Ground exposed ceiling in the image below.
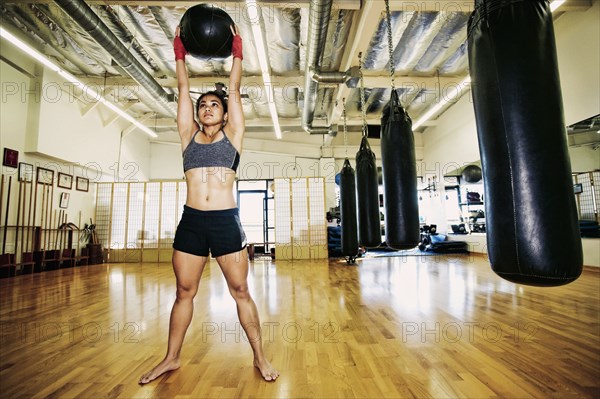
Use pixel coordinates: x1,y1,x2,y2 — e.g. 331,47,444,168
567,114,600,149
1,0,593,155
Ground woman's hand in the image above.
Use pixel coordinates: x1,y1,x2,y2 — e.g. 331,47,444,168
174,26,187,61
231,25,243,61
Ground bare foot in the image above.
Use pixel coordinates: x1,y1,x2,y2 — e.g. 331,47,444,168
254,358,279,381
138,358,181,385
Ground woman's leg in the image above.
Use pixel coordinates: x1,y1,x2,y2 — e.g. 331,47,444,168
215,249,279,381
139,250,208,384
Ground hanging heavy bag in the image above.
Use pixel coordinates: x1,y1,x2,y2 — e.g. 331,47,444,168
340,158,359,257
380,90,420,250
355,136,381,248
468,0,582,286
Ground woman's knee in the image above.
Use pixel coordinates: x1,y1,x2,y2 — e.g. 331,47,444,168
176,282,198,300
229,283,251,301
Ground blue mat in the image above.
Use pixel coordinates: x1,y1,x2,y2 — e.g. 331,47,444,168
365,249,467,258
366,250,435,257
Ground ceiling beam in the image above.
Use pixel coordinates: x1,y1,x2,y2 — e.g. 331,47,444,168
10,0,360,9
8,0,589,11
81,87,113,117
328,0,385,135
388,1,474,12
387,0,592,13
121,112,154,137
103,102,135,128
151,137,427,162
361,73,462,88
79,74,303,89
79,73,462,91
243,137,323,158
151,137,325,157
147,116,436,129
550,0,594,15
557,0,594,12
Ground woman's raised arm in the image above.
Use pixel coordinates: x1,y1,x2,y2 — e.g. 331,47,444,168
174,27,199,145
225,25,245,144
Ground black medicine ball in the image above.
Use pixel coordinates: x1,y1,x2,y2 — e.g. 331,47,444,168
179,4,235,60
462,165,483,183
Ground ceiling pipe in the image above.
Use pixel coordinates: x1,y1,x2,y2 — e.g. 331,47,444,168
302,0,335,135
53,0,177,119
310,66,360,87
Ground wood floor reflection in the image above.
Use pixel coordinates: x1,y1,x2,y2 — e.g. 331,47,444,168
1,253,598,398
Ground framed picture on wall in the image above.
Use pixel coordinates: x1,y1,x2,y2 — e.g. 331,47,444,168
59,192,70,209
76,177,89,192
36,167,54,185
57,172,73,189
18,162,34,182
2,148,18,168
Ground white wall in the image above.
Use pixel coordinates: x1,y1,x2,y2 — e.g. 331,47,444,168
150,143,184,180
120,129,151,182
1,58,97,250
555,1,600,173
34,70,121,170
570,146,600,173
1,37,152,250
555,1,600,126
1,37,152,180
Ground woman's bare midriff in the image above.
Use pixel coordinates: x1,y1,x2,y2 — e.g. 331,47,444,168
184,167,237,210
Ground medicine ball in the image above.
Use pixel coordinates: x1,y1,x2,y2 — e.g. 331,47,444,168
462,165,482,183
179,4,234,60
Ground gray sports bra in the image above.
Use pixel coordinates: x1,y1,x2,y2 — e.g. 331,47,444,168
183,130,240,173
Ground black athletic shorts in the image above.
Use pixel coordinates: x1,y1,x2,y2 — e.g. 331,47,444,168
172,205,247,257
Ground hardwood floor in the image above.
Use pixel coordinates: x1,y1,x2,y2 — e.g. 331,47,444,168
1,253,598,398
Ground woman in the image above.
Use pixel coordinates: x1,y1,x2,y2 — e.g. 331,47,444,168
139,25,279,384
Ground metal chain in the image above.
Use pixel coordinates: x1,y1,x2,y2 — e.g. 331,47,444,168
342,98,348,158
358,52,368,137
384,0,396,90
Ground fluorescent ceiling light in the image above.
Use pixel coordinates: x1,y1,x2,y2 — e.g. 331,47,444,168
550,0,566,12
245,0,282,139
415,0,564,131
0,26,158,138
412,76,471,130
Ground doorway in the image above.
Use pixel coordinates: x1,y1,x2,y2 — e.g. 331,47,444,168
237,180,274,255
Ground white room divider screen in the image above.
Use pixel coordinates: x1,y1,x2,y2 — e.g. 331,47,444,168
95,178,328,263
274,177,327,261
95,181,187,263
574,171,600,223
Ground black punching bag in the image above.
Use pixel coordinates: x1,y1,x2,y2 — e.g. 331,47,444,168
468,0,582,286
340,159,358,257
381,90,420,249
355,136,381,248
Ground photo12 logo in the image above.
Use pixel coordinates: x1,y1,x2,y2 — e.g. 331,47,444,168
401,321,538,344
1,321,141,344
200,321,341,344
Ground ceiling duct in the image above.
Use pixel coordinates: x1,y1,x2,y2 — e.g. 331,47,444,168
53,0,177,119
310,66,360,87
302,0,335,135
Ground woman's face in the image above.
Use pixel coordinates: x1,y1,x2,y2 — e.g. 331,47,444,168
198,94,226,126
